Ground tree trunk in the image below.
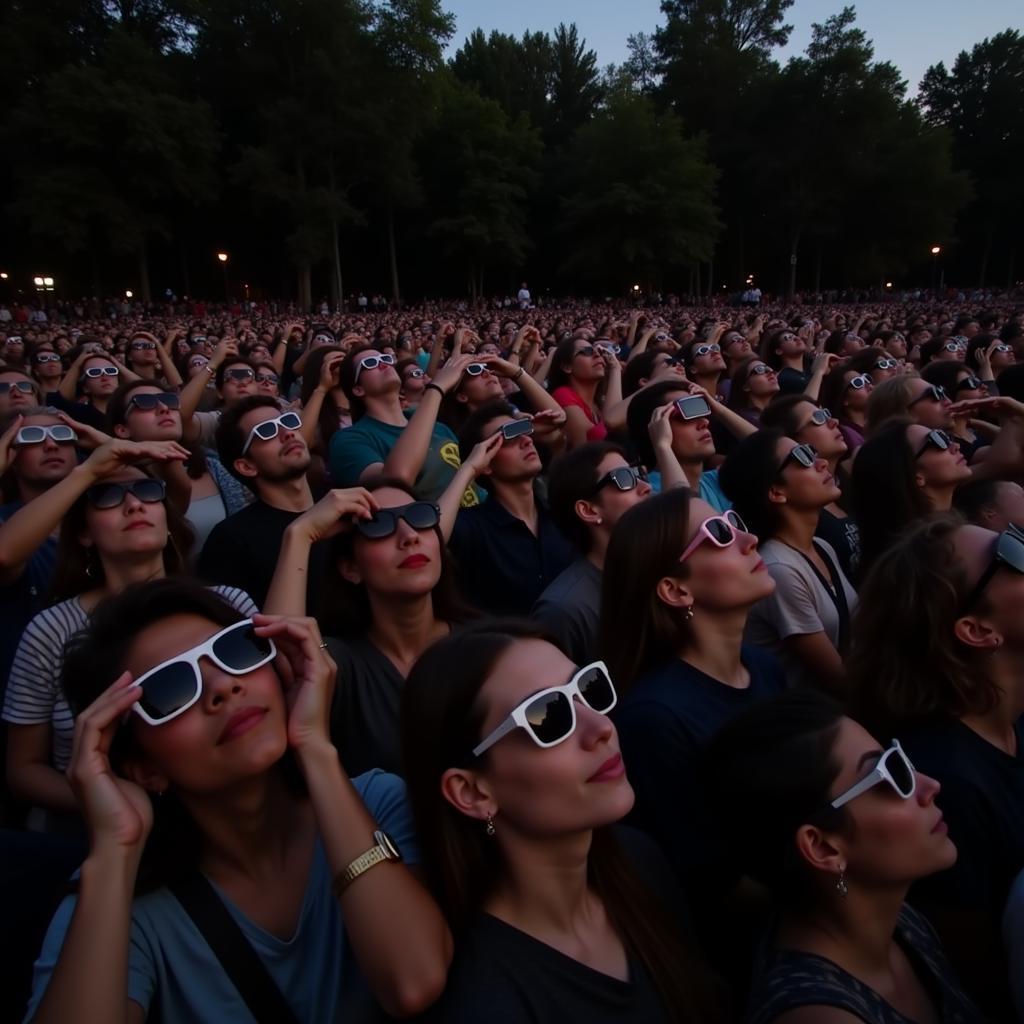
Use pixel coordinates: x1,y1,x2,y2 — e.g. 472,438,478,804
787,228,801,299
297,264,312,311
979,221,993,288
178,236,191,299
387,206,401,309
137,240,152,305
327,155,343,312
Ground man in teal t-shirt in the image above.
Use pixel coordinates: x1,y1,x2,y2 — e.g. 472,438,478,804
330,345,480,506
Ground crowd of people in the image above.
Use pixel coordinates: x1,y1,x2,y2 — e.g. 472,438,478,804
1,297,1023,1023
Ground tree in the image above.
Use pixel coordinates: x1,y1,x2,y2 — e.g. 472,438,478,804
623,32,659,92
920,30,1024,286
417,75,541,300
9,27,218,301
556,85,720,291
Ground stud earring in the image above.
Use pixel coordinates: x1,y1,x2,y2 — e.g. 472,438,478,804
485,813,496,838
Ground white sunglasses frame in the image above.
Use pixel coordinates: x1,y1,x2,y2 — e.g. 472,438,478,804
353,353,396,384
130,619,277,726
472,661,617,758
830,740,916,809
241,411,303,455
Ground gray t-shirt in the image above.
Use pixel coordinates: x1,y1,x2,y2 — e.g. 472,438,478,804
25,769,416,1024
745,538,857,688
531,558,603,666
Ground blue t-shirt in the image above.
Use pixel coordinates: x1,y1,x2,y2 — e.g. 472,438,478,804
0,501,57,698
614,646,785,908
25,770,417,1023
328,413,479,506
644,468,731,512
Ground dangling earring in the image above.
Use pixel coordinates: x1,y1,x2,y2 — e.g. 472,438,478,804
682,605,695,622
84,549,96,578
836,869,849,898
485,813,496,838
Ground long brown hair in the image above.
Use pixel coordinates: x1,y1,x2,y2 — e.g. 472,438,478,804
849,513,1000,732
318,475,473,636
50,470,193,602
401,621,724,1024
600,488,695,692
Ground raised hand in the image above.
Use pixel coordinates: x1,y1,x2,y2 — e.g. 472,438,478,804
67,672,154,853
290,487,379,545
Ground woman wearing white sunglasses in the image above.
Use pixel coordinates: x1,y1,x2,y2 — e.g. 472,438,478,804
720,429,858,695
24,579,451,1023
601,488,785,946
705,690,982,1024
851,514,1024,1019
401,621,723,1023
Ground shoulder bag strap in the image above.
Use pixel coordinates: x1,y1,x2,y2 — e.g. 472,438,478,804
170,872,301,1024
795,542,851,654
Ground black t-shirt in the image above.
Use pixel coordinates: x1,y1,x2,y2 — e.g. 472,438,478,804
197,501,328,612
777,366,810,395
326,635,407,778
421,827,684,1024
815,508,860,582
613,647,786,910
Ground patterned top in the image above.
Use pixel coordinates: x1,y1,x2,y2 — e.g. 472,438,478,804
747,905,987,1024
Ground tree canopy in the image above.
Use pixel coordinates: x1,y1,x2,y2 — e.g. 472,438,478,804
0,0,1011,301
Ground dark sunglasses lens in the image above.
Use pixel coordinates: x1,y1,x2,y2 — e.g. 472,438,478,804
131,394,159,410
577,667,615,713
812,409,829,424
280,412,301,430
887,749,914,796
51,426,76,442
610,467,636,490
705,518,735,545
402,502,440,530
725,509,747,532
525,691,573,745
997,531,1024,573
212,623,273,672
794,445,816,467
357,510,396,539
254,420,279,441
88,484,125,508
137,662,199,721
132,479,166,503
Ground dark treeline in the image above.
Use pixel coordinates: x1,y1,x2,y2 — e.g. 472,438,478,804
0,0,1021,304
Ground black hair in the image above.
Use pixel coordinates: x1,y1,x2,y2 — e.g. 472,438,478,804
457,400,519,491
626,380,689,469
920,359,967,395
61,579,304,894
952,477,1003,525
996,364,1024,403
703,691,847,905
547,442,626,554
214,355,256,392
214,394,282,482
718,430,787,540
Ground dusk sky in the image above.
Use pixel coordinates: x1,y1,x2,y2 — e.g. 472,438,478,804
442,0,1023,95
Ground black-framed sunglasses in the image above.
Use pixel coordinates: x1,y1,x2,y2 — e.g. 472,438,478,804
672,395,712,421
956,376,984,392
591,465,648,494
255,372,279,385
354,501,440,540
85,477,167,510
225,368,255,382
778,442,818,474
497,419,534,444
128,392,180,413
913,428,954,459
960,525,1024,612
908,384,947,407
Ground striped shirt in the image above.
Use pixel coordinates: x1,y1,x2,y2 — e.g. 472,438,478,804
1,585,258,772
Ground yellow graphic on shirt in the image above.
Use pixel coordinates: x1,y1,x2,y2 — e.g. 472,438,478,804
439,441,480,508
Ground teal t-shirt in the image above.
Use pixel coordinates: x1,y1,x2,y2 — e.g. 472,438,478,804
328,412,480,506
26,770,417,1024
645,468,731,512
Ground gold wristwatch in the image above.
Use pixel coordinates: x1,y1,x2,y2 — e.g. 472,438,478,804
333,830,402,896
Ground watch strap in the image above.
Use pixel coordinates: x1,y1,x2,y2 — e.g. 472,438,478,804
333,831,400,897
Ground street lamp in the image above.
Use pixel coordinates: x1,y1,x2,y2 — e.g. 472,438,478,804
33,275,55,308
125,290,133,299
216,252,229,300
930,246,942,292
0,273,8,281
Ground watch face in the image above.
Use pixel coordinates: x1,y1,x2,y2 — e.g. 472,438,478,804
374,829,401,861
